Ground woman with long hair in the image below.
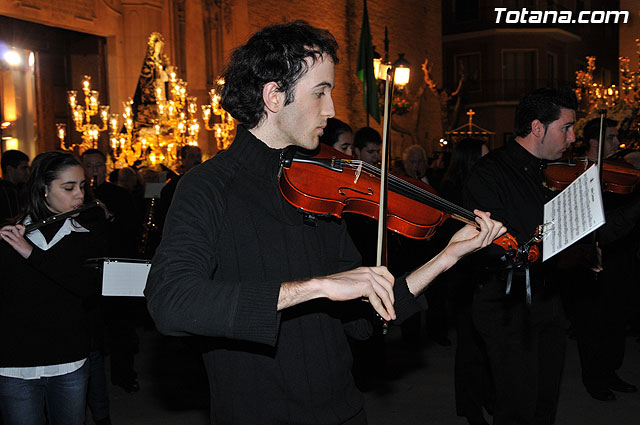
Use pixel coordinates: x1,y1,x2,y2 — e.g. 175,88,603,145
0,151,106,425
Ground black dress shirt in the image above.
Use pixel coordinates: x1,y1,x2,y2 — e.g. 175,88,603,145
463,140,556,283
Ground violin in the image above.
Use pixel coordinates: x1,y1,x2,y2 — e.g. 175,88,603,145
543,157,640,194
279,144,539,262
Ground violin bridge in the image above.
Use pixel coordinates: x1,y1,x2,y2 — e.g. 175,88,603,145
354,161,363,184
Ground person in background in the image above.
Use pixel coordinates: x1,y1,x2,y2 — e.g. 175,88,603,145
81,149,141,394
116,166,139,194
561,118,640,401
319,117,353,155
157,146,202,228
0,150,30,225
0,152,106,425
439,138,493,425
400,144,430,184
427,150,451,190
353,126,382,165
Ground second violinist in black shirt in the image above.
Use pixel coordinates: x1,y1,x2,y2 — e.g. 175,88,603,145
464,88,578,425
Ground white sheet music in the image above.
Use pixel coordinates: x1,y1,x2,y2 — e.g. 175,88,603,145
101,260,151,297
543,164,605,261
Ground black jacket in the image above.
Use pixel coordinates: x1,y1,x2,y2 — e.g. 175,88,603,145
146,126,422,424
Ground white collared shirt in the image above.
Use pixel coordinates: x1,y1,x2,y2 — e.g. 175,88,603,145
0,216,90,380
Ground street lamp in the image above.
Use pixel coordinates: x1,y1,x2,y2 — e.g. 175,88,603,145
392,53,411,89
373,28,411,90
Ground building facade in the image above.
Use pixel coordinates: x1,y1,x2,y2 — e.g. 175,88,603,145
0,0,444,163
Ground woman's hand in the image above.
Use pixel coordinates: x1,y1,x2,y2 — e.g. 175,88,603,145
443,210,506,263
0,224,33,259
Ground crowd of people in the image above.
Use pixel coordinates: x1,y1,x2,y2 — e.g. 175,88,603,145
1,20,639,425
0,145,201,424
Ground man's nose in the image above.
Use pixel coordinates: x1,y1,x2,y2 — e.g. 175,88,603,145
324,96,335,119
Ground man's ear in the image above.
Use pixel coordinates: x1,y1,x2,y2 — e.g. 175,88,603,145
531,119,545,138
262,82,284,113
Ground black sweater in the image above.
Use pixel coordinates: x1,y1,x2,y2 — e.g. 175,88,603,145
0,218,104,367
145,126,422,424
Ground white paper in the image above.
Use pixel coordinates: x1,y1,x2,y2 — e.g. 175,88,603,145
144,182,165,198
101,260,151,297
543,165,605,261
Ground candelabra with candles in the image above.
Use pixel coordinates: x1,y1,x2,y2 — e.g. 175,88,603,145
202,79,236,150
151,68,200,165
575,56,620,112
63,75,110,151
109,98,143,169
574,48,640,150
618,38,640,109
106,67,202,168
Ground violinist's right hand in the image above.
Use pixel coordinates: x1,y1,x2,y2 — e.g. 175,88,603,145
277,266,396,321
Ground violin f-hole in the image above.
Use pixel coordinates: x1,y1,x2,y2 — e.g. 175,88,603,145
338,187,374,197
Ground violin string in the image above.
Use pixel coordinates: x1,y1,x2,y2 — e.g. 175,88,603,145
343,160,477,222
349,160,466,215
347,161,463,215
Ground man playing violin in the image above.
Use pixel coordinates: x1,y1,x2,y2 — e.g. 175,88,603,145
582,117,640,169
584,118,620,162
144,21,505,425
564,117,640,401
463,88,578,425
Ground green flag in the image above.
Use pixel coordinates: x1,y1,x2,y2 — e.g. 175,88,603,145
356,0,380,123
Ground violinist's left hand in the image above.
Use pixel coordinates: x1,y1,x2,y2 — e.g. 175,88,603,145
443,210,506,263
405,210,505,298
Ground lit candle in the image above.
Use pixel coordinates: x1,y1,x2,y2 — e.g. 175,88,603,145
56,123,66,141
82,75,91,94
68,91,77,109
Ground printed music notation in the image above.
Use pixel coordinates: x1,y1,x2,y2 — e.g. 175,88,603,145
543,165,605,261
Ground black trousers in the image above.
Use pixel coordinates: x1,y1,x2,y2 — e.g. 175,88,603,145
473,281,565,425
564,266,632,392
455,291,494,421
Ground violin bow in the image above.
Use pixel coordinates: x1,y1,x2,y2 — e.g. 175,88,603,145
596,110,606,181
375,67,395,334
376,68,393,268
591,110,607,276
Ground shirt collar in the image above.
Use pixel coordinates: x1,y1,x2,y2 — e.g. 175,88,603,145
508,140,545,171
24,215,89,251
225,126,290,178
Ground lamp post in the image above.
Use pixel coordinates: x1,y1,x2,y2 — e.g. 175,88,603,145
373,27,411,109
392,53,411,91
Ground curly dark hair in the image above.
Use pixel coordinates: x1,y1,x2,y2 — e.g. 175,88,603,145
220,20,339,129
514,88,578,138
